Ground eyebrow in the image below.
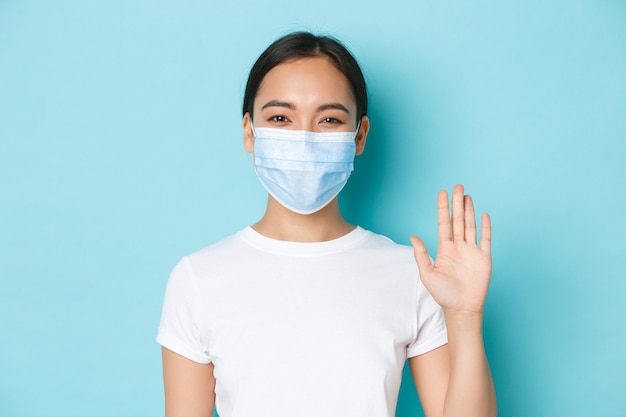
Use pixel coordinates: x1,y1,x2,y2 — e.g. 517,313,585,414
261,100,294,110
317,103,351,114
260,100,351,114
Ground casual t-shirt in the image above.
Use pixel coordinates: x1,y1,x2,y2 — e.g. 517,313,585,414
157,226,447,417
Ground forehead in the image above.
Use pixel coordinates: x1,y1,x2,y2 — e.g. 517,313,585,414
254,56,355,108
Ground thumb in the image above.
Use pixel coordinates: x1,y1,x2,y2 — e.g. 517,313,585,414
410,235,433,279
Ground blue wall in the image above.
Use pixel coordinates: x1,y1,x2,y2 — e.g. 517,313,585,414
1,1,625,416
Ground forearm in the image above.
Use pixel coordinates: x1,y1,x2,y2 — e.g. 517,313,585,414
442,311,497,417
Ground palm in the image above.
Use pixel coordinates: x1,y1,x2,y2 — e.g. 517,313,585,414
411,185,492,314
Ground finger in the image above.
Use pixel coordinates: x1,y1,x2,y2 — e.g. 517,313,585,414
437,190,452,243
451,184,465,241
410,235,433,279
480,212,492,255
464,195,477,245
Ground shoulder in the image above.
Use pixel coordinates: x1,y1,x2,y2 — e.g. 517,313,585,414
169,229,251,279
358,229,438,293
187,230,246,260
358,228,414,257
350,228,419,278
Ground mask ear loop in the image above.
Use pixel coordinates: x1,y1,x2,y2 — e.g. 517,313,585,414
353,120,362,140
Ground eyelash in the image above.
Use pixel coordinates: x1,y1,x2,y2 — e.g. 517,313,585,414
265,115,344,125
268,115,289,123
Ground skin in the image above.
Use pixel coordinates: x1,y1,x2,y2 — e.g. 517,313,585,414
162,56,497,417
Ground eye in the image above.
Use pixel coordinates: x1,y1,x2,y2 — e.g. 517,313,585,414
267,115,290,124
320,117,343,124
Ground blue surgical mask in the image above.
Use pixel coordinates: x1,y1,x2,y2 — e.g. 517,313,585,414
251,125,359,215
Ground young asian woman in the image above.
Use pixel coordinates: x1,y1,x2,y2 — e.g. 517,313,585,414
157,31,497,417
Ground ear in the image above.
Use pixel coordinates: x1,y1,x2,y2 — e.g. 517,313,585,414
243,112,254,153
355,115,370,156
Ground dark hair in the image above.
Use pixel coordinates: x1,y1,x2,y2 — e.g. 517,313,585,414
242,32,368,122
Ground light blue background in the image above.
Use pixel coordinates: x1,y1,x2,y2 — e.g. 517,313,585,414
1,0,625,416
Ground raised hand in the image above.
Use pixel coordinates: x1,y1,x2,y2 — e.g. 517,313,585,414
410,184,492,315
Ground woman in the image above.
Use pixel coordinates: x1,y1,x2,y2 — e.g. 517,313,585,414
157,31,496,417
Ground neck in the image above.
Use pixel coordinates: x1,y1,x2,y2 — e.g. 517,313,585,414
252,197,355,242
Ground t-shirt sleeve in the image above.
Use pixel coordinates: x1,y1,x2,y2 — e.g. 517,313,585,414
156,256,212,364
406,276,448,358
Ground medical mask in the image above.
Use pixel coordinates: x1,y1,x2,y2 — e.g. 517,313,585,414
251,125,359,215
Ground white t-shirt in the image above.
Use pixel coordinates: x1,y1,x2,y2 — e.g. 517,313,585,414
157,226,447,417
